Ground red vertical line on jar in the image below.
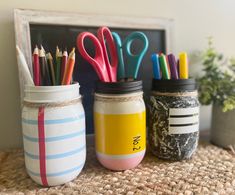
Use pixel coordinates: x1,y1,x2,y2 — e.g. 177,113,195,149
38,107,48,186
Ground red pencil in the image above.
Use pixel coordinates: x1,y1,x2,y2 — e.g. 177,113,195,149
33,46,40,86
60,50,68,83
62,48,75,85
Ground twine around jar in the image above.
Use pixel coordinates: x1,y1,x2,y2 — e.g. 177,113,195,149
152,91,198,97
94,92,143,102
23,97,81,108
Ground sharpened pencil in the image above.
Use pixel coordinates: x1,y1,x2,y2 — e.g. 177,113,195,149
55,46,62,85
39,47,51,86
46,52,56,86
33,45,40,85
62,48,75,85
61,50,68,83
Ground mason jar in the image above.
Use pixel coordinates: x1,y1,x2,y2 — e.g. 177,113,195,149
94,81,146,170
22,83,86,186
149,79,199,160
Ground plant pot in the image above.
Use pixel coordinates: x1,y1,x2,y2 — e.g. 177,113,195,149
211,105,235,148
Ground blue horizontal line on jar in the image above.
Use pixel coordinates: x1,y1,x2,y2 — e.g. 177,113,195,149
21,114,85,125
24,145,86,160
23,129,85,142
27,163,85,177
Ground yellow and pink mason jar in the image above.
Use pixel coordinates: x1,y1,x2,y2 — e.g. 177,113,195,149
94,81,146,171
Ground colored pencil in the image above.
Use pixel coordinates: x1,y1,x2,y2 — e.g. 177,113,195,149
39,48,51,86
46,52,56,85
61,50,68,83
16,45,34,86
62,48,75,85
55,46,62,85
33,46,40,85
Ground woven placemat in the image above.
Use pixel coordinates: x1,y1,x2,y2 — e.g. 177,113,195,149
0,142,235,195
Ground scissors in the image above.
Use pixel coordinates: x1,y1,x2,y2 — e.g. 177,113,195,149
112,31,149,80
77,26,118,82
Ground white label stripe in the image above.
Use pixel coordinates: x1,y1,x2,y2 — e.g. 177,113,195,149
169,124,199,134
169,107,199,116
169,115,199,125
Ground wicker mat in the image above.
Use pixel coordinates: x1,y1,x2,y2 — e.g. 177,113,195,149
0,142,235,195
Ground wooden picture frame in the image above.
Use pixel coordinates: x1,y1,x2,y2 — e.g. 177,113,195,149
14,8,173,100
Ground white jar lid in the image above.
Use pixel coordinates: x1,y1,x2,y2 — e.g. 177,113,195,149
24,83,80,103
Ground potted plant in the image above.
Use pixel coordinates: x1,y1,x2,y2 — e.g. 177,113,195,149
198,38,235,148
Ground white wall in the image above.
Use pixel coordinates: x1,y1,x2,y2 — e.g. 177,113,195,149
0,0,235,149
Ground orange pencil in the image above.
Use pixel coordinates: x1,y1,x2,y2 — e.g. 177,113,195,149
62,48,75,85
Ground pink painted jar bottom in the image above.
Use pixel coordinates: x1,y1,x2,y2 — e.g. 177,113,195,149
96,150,146,171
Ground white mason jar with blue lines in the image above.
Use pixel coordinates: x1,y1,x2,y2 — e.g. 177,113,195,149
22,83,86,186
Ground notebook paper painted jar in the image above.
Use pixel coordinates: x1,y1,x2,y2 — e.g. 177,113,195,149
94,81,146,170
22,83,86,186
149,79,199,161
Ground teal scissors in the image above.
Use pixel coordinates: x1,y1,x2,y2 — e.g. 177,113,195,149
112,31,149,80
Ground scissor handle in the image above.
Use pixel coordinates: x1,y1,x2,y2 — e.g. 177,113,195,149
97,27,118,82
77,32,110,82
123,32,149,79
112,32,125,80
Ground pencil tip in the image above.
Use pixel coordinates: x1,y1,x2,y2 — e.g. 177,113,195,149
63,50,68,56
46,52,53,59
16,45,20,55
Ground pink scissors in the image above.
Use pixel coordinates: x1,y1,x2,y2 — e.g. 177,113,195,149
77,26,118,82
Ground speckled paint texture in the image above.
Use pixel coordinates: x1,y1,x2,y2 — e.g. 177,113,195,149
149,91,199,160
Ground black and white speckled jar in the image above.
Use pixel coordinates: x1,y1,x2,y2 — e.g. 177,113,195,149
148,79,199,161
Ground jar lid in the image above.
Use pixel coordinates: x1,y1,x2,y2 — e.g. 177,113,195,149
95,80,143,94
152,79,197,92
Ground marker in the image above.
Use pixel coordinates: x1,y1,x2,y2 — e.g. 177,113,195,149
151,53,161,79
158,54,170,79
16,45,34,86
167,54,179,79
177,59,180,78
179,52,188,79
165,56,171,78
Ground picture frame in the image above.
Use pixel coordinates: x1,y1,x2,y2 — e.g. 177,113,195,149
14,8,173,101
